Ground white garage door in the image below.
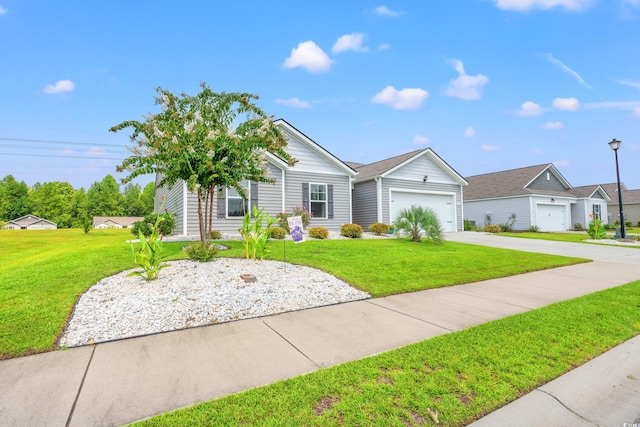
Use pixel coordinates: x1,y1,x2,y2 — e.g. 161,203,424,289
390,191,456,232
536,204,565,231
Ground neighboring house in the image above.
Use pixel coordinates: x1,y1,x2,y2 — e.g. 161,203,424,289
601,183,640,225
92,217,145,229
3,214,57,230
464,164,610,232
155,119,358,235
350,148,468,232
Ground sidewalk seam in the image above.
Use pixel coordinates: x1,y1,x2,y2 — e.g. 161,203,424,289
442,288,533,310
536,389,600,426
261,320,321,369
364,300,454,332
65,346,96,427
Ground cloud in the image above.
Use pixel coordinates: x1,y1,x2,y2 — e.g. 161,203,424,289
584,100,640,110
332,33,368,53
517,101,543,116
413,135,431,145
283,41,332,73
540,121,564,130
552,97,579,111
533,149,543,154
544,53,592,89
0,6,7,15
481,144,499,152
372,86,429,110
464,127,476,137
43,79,75,94
378,43,391,51
617,80,640,90
554,159,570,167
373,5,402,16
493,0,592,11
444,60,489,100
632,107,640,117
275,98,312,109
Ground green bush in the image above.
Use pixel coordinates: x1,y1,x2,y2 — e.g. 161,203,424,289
340,224,363,239
81,218,92,234
269,227,286,240
625,221,632,228
573,223,583,231
276,206,312,232
131,213,176,237
309,227,329,239
368,222,390,235
637,220,640,227
128,214,169,280
393,205,443,243
528,225,540,233
185,242,218,262
463,219,474,231
604,223,615,231
587,218,606,239
498,222,512,232
207,229,222,240
484,224,501,233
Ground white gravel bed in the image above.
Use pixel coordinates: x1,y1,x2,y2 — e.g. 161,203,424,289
59,259,370,348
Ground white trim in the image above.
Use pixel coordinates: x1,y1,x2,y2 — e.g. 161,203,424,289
525,164,571,190
282,167,352,177
308,182,328,219
388,187,458,231
281,168,286,212
348,176,353,224
182,181,188,235
264,151,289,169
381,149,468,186
375,177,383,223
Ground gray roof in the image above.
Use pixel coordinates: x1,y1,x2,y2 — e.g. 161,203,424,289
568,184,608,199
351,149,424,181
606,188,640,204
465,164,574,200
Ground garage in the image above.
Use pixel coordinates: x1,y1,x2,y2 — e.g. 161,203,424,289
390,191,456,232
536,204,566,231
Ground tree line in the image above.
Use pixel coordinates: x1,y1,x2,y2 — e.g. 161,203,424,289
0,174,155,228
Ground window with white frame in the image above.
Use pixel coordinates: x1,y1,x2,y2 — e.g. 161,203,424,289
227,180,249,217
592,204,601,220
310,183,327,218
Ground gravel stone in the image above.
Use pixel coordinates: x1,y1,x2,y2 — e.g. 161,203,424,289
59,259,370,347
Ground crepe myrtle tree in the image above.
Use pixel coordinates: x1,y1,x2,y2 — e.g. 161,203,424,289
110,83,297,242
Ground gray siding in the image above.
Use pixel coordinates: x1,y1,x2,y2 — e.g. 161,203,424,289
352,180,378,228
386,154,459,185
381,178,463,231
528,171,567,191
155,175,186,235
464,197,532,230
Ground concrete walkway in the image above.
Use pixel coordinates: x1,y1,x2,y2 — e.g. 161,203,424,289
1,233,639,426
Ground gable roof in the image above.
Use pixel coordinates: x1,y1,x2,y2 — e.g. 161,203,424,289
274,119,358,176
599,182,629,200
351,148,468,185
568,184,611,201
93,216,144,227
465,164,574,200
8,215,56,226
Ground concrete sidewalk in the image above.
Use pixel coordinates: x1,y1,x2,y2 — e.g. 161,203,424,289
1,235,639,426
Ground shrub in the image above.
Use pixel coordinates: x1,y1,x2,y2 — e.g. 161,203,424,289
128,214,169,281
604,223,615,231
132,212,176,237
309,227,329,239
625,221,632,228
81,218,92,234
587,218,607,240
340,224,363,239
207,229,222,240
238,206,277,260
269,227,286,240
573,223,583,231
463,219,474,231
498,222,512,232
393,205,443,243
276,206,312,232
637,220,640,227
484,224,501,234
528,225,540,233
185,242,218,262
368,222,390,235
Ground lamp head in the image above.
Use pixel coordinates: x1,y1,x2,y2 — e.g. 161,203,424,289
608,138,622,151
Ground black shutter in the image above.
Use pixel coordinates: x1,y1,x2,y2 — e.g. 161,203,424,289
250,182,258,217
302,183,310,211
327,184,334,219
217,187,226,218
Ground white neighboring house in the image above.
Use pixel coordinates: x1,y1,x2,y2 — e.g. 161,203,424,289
92,217,144,229
3,215,57,230
154,119,358,235
350,148,468,232
464,164,610,231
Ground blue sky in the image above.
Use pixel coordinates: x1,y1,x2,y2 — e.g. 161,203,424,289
1,0,639,190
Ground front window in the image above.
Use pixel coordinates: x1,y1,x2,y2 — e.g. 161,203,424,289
310,183,327,218
593,204,601,220
227,181,249,217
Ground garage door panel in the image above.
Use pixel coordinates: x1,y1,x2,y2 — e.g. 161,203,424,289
390,192,455,232
536,204,565,232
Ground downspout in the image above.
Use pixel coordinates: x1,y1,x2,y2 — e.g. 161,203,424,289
281,168,286,212
375,177,383,223
459,186,464,232
182,181,188,236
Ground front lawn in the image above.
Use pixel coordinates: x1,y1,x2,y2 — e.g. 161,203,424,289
0,232,586,358
132,279,640,427
501,231,591,243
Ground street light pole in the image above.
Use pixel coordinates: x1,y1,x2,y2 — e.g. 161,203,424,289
608,138,625,239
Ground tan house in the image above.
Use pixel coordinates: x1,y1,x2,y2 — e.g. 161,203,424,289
600,183,640,226
4,215,57,230
92,217,144,229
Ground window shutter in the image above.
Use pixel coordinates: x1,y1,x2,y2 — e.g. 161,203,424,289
250,182,258,217
327,184,334,219
302,183,309,211
217,187,226,218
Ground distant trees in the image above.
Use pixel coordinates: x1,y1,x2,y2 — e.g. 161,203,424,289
0,174,156,228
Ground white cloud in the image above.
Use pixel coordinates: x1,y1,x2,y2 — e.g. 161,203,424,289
517,101,543,116
540,121,564,130
0,6,7,15
332,33,368,53
584,100,640,110
493,0,592,11
378,43,391,51
43,79,75,94
545,53,592,89
554,159,570,167
372,86,429,110
533,149,543,154
275,98,312,109
617,80,640,90
632,107,640,117
283,41,332,73
444,60,489,101
552,97,579,111
374,5,402,16
481,144,499,152
464,127,476,137
413,135,431,145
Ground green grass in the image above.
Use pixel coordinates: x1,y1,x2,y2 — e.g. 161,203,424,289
501,231,592,243
0,229,188,358
133,280,640,427
219,239,587,297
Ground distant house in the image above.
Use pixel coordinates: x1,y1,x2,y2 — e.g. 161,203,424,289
600,183,640,225
350,148,468,232
92,217,144,229
464,164,610,231
4,215,57,230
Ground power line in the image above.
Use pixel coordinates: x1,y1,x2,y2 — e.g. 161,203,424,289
0,143,127,154
0,152,125,161
0,136,126,147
